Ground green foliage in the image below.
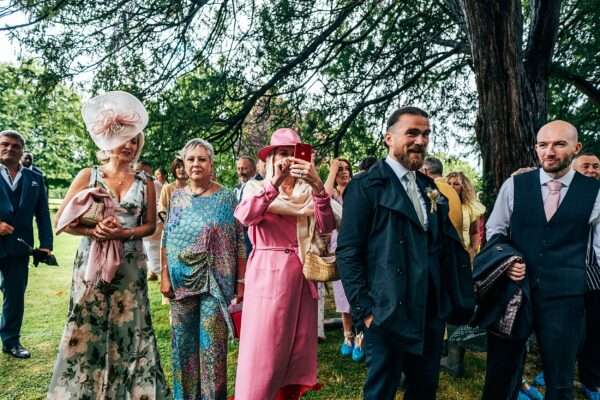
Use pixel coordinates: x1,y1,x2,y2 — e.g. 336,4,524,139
3,0,599,190
5,0,472,156
439,155,482,192
141,67,267,187
0,62,96,187
549,0,600,154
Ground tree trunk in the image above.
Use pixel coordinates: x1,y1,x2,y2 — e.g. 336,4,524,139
460,0,561,195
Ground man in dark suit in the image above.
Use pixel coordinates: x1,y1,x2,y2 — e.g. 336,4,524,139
336,107,472,400
234,156,262,201
572,151,600,399
0,130,53,359
483,121,600,400
21,152,43,175
21,151,49,195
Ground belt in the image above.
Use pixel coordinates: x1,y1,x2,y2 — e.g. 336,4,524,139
251,246,318,300
253,246,298,254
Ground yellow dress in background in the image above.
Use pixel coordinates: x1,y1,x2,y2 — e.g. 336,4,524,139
461,201,486,249
434,179,463,240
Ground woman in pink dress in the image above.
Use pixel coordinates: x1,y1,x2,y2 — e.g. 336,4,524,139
234,128,336,400
323,158,365,361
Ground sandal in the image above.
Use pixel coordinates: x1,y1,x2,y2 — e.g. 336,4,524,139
352,332,365,362
520,383,543,400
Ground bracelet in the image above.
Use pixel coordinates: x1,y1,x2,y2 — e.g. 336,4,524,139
127,229,136,241
236,279,245,284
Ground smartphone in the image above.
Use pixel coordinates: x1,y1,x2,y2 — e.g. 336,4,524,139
294,143,313,162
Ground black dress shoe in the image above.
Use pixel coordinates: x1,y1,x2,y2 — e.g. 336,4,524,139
2,344,31,359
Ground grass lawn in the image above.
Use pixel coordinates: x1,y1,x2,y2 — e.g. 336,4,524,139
0,229,583,399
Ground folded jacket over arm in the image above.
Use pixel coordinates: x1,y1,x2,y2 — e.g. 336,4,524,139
471,234,532,340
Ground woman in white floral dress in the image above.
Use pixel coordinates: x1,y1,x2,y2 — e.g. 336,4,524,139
48,91,169,399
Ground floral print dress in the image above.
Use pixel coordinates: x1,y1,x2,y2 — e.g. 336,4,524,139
48,167,169,400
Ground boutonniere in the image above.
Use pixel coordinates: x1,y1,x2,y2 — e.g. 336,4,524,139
425,187,440,213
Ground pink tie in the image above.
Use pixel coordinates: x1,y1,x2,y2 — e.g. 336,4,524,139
544,180,562,221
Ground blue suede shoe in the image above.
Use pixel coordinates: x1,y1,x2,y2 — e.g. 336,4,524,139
521,385,543,400
582,385,600,400
352,345,364,362
518,391,531,400
533,372,545,387
339,340,353,357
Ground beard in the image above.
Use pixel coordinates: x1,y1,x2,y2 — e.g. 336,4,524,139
397,150,425,171
541,155,573,174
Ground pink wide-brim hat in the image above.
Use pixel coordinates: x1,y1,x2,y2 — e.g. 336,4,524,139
257,128,302,161
82,91,149,151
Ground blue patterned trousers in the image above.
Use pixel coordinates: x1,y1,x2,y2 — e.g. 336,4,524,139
171,294,228,400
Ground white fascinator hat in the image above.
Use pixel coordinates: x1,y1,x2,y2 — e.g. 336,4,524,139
82,91,149,152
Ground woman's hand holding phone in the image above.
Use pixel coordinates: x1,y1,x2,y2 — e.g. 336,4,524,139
271,158,292,188
290,157,325,194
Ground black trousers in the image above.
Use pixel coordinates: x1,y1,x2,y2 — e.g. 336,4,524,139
0,256,29,348
363,315,445,400
482,294,585,400
579,290,600,389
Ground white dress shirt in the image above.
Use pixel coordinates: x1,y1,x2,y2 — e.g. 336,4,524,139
0,164,23,191
385,155,429,226
486,168,600,265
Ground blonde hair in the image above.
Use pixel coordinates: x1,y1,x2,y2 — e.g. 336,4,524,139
446,171,476,205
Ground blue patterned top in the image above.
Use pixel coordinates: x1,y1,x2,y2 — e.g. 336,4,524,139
163,187,245,303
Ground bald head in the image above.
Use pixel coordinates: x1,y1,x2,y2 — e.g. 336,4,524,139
537,120,578,143
535,120,582,177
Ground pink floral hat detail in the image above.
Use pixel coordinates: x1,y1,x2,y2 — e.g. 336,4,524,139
82,91,148,151
257,128,302,161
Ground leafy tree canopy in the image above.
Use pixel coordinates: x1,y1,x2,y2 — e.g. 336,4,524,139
0,61,96,187
1,0,598,190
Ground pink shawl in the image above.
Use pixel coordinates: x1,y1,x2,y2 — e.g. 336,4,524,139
56,187,123,285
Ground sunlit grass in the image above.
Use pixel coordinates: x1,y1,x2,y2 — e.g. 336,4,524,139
0,227,585,399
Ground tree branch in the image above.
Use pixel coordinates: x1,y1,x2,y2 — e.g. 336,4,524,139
325,47,461,154
524,0,561,81
550,64,600,108
211,0,364,144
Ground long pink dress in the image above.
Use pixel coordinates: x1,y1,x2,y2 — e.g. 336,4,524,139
233,182,335,400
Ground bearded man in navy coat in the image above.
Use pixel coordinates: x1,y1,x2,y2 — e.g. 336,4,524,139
337,107,472,400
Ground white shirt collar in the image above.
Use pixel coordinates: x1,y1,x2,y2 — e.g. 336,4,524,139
539,167,575,187
0,163,23,191
385,155,411,182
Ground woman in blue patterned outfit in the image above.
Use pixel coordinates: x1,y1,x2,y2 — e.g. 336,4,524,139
161,138,246,400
